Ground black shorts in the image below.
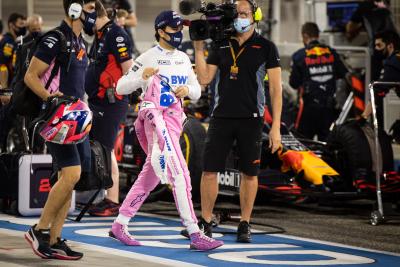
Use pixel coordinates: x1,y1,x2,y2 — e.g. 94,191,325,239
89,102,128,150
46,137,91,170
203,117,263,176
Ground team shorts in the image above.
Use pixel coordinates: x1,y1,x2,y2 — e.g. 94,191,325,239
203,117,263,176
46,137,91,170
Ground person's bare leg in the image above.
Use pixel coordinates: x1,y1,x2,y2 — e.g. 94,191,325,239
49,194,72,245
239,174,258,223
106,151,119,203
200,171,219,222
36,166,81,230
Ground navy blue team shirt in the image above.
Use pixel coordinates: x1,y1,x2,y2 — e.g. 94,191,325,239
85,21,132,106
0,32,17,86
34,20,88,99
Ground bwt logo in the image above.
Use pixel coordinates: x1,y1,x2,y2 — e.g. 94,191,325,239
162,129,172,152
160,80,175,107
159,155,166,170
160,75,188,85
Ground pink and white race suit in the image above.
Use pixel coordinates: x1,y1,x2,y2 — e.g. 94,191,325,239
116,45,201,234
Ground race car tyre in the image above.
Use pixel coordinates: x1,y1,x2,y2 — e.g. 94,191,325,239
180,117,207,201
327,120,394,186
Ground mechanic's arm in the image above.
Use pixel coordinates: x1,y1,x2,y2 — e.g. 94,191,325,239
268,67,283,153
289,57,303,89
193,41,218,85
333,50,348,79
0,65,9,89
24,57,62,100
121,59,133,75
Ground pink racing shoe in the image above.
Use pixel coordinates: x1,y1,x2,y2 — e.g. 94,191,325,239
109,222,141,246
190,232,224,251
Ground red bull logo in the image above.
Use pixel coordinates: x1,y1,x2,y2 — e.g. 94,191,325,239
306,47,331,57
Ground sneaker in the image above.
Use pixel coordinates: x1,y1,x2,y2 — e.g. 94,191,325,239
237,221,251,243
89,198,120,217
24,224,54,259
51,238,83,260
180,218,213,238
189,232,223,251
109,222,141,246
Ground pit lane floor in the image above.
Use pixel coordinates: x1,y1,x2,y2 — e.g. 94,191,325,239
0,198,399,267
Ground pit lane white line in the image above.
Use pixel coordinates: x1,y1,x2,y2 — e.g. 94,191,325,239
135,212,400,257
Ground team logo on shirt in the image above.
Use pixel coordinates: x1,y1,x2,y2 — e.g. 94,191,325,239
116,36,124,42
44,36,58,49
157,60,171,65
159,75,188,86
3,43,14,56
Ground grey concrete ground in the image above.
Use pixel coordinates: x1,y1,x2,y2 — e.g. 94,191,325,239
0,231,170,267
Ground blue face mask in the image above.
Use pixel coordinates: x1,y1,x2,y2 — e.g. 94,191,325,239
163,31,183,49
234,18,252,33
81,10,97,36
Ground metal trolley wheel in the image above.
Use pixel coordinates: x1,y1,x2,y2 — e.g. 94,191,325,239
368,81,400,225
370,210,385,226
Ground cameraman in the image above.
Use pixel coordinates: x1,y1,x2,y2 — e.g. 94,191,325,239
194,0,282,243
85,0,133,216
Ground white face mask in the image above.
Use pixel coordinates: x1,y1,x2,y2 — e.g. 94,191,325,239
234,18,252,33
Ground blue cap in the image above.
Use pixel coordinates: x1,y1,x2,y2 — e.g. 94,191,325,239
154,10,183,30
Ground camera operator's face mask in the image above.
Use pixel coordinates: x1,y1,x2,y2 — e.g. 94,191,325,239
162,29,183,49
80,10,97,36
234,17,252,33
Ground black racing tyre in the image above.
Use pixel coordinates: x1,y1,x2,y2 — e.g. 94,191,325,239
6,127,25,152
180,117,207,201
327,120,394,185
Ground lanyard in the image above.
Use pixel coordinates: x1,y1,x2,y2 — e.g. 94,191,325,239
229,41,246,67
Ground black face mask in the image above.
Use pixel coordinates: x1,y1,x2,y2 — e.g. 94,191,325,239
14,25,27,37
30,31,42,39
375,48,389,61
80,10,97,36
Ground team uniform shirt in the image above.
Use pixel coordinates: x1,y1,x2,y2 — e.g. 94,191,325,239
85,21,132,105
290,40,348,107
117,45,201,101
207,32,280,118
377,51,400,97
381,51,400,83
34,20,88,98
0,33,17,86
